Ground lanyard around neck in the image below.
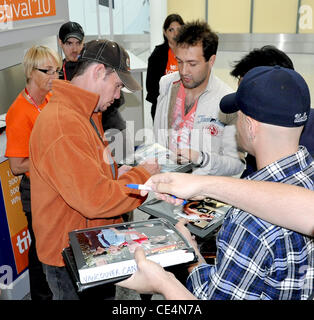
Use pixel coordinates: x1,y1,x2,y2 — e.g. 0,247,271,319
63,61,67,81
24,88,47,113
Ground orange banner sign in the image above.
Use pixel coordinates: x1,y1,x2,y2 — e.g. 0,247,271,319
11,226,30,274
0,160,29,275
0,0,56,23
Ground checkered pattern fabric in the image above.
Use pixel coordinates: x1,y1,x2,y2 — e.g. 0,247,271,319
187,146,314,300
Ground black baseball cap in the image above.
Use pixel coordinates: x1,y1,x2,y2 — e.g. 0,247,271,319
59,21,84,43
220,66,310,127
79,39,141,92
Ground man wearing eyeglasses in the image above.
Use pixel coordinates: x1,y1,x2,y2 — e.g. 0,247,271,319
5,45,62,300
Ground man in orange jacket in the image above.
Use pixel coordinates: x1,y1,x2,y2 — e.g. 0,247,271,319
29,39,159,300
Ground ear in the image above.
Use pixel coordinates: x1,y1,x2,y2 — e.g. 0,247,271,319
246,116,258,140
93,63,105,80
28,70,34,81
58,38,64,48
208,54,216,67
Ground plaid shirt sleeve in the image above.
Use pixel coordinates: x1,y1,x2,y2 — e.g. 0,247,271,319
186,147,314,300
186,214,272,300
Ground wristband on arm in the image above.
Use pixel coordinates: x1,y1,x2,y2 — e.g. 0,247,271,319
195,151,209,167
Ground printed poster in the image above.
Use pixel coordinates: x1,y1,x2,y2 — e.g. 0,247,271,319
0,159,29,276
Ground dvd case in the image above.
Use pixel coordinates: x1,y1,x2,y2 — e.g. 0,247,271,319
138,198,231,239
68,218,197,285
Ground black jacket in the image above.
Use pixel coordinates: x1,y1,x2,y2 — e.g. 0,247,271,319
60,60,77,81
145,42,169,119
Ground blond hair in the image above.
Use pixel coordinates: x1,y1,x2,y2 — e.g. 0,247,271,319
23,45,62,82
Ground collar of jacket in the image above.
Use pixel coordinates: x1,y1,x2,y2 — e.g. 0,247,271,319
156,41,169,50
51,79,100,118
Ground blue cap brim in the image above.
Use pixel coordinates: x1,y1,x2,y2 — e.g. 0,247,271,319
219,92,239,114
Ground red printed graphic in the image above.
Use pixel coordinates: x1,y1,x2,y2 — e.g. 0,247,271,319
206,124,219,136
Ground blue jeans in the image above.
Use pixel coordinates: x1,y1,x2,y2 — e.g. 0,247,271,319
42,264,79,300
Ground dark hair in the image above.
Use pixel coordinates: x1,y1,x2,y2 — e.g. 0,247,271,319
72,59,114,78
230,45,294,79
175,20,218,62
163,14,184,43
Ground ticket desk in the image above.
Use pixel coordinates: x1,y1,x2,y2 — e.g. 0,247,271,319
0,156,30,300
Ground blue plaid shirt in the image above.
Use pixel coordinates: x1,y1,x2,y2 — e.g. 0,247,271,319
186,146,314,300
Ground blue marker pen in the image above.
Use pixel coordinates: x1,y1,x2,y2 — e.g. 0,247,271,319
125,184,153,191
125,184,188,205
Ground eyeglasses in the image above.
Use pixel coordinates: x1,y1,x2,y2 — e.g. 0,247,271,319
35,68,61,76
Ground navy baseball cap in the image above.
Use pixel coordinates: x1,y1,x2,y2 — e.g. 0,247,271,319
220,66,311,127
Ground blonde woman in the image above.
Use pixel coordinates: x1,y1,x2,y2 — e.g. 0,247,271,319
5,45,61,300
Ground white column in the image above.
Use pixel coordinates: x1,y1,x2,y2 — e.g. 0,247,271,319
96,0,101,39
108,0,114,40
149,0,167,53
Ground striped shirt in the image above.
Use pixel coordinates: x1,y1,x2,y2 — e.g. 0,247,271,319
186,146,314,300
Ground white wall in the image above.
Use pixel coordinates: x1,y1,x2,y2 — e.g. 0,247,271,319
68,0,150,36
0,36,59,71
